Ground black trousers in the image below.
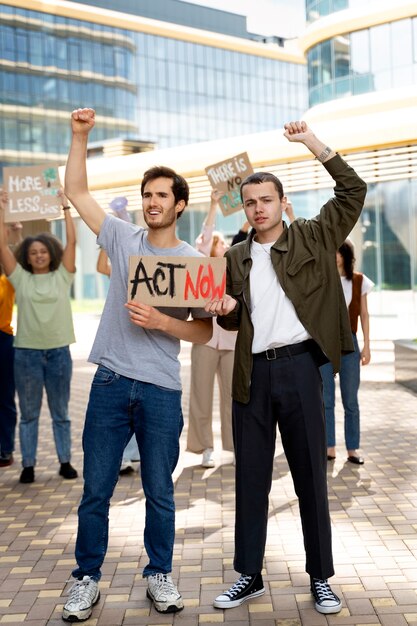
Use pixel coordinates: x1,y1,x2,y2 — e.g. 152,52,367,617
233,345,334,579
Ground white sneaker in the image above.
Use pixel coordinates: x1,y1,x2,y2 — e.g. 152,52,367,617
146,573,184,613
202,448,215,468
62,575,100,621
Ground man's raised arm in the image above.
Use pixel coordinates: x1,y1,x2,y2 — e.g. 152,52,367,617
64,108,106,235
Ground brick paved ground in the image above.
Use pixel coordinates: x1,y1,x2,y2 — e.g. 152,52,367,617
0,313,416,626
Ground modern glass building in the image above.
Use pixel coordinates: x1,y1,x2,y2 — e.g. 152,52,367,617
298,0,417,296
0,0,307,174
3,0,416,304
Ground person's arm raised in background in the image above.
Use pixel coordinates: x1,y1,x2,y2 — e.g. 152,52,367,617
283,200,296,224
7,221,23,250
195,188,222,255
0,190,17,276
64,108,106,235
58,188,76,273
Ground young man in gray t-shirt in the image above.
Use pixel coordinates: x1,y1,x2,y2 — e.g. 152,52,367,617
62,108,212,622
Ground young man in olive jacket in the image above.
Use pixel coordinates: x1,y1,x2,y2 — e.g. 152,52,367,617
205,121,367,615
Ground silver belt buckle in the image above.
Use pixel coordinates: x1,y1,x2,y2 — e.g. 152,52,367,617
266,348,276,360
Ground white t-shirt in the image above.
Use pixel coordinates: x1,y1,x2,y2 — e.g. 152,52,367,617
340,273,374,306
250,240,310,354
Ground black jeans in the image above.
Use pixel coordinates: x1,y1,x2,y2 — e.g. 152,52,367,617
232,345,334,579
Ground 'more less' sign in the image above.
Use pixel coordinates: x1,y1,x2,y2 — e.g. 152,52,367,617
3,165,61,222
128,256,226,307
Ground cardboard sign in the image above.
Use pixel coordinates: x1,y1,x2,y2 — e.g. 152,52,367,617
128,256,226,307
205,152,254,216
3,165,61,222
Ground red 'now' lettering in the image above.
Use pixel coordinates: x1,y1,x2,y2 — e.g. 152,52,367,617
184,264,226,301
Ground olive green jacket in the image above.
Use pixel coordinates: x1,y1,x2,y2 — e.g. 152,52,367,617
217,154,367,404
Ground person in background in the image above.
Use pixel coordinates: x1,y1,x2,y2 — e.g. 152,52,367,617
0,196,22,468
187,189,236,468
205,121,367,615
231,220,251,246
321,239,374,465
0,188,78,484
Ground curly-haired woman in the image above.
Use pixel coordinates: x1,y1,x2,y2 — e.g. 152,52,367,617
0,189,78,483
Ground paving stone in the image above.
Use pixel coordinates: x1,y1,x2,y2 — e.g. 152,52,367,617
0,322,416,625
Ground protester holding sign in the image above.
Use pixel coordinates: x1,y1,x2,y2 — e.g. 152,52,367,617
61,108,212,622
0,196,22,469
187,188,236,468
0,188,78,484
205,121,367,615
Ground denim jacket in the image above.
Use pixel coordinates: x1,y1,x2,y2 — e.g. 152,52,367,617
217,154,367,404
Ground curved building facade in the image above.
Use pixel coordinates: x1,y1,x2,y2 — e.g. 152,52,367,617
299,0,417,296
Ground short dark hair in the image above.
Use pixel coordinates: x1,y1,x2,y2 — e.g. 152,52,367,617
240,172,284,201
141,166,189,219
15,233,63,273
338,239,355,280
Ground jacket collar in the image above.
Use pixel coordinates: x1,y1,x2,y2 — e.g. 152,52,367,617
242,222,289,261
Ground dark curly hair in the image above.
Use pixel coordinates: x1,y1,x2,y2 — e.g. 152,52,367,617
338,239,355,281
15,233,63,273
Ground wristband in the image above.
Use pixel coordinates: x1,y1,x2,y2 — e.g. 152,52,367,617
316,146,332,163
62,206,71,210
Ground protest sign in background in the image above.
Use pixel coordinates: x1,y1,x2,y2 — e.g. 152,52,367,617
128,256,226,307
205,152,254,216
3,165,61,222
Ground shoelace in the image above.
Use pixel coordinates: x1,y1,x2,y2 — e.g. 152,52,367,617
225,575,252,598
151,573,178,597
67,578,96,603
313,579,336,601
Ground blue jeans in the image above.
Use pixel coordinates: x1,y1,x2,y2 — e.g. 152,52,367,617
320,334,361,450
14,347,73,467
0,331,17,455
73,365,183,581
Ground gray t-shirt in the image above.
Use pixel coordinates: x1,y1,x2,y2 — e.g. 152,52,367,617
89,215,210,390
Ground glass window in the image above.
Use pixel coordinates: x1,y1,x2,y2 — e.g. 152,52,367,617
320,40,332,83
18,120,31,145
379,181,411,289
350,29,370,74
308,46,320,89
391,19,412,68
16,30,28,62
154,36,166,60
16,74,29,103
29,32,43,66
155,59,167,89
413,17,417,63
68,42,80,72
2,26,15,61
4,119,17,149
334,33,349,77
370,23,391,72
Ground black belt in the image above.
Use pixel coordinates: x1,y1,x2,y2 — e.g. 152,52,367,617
253,339,315,361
